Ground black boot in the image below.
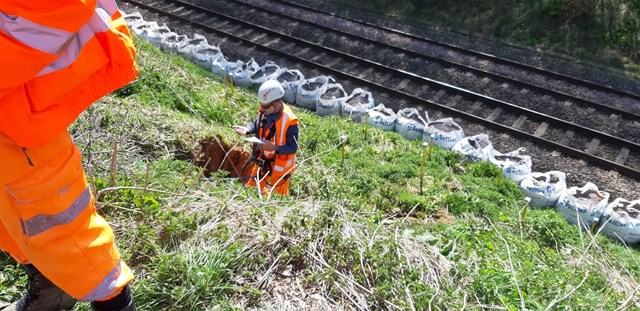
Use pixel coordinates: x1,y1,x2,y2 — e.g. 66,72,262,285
91,285,136,311
2,264,77,311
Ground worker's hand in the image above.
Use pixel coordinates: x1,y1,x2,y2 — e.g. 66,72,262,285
233,125,249,135
262,140,278,151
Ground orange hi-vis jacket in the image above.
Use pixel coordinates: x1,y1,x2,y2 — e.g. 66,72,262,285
0,0,138,147
249,103,298,195
0,0,138,302
256,103,298,180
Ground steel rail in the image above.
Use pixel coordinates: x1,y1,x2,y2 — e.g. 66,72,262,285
224,0,640,121
273,0,640,102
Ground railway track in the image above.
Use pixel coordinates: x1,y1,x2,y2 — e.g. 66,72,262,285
277,0,640,105
119,0,640,182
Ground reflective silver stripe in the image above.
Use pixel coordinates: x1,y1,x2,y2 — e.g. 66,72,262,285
37,8,111,76
97,0,120,15
80,259,129,302
274,158,295,172
0,0,119,75
0,11,73,54
263,112,288,157
278,113,289,146
20,187,91,237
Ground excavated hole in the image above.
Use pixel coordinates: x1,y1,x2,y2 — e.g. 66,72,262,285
194,136,253,181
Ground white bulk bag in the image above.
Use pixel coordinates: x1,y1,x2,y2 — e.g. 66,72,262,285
424,118,464,149
222,60,244,83
145,24,172,47
211,54,230,78
275,68,304,104
162,33,189,53
317,83,347,117
395,108,428,140
123,12,146,29
341,88,374,122
177,34,208,61
489,148,532,183
229,58,261,87
192,44,223,69
601,198,640,244
452,134,493,162
367,104,397,131
132,21,159,40
296,76,333,110
251,61,280,86
555,182,610,229
519,171,567,208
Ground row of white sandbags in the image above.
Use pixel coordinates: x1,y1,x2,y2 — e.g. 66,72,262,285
121,12,470,150
124,13,224,70
523,171,640,243
449,138,640,243
550,178,640,243
277,65,640,244
554,182,640,243
123,12,640,244
455,141,640,243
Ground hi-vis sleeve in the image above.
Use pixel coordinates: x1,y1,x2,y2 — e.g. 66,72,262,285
0,1,97,99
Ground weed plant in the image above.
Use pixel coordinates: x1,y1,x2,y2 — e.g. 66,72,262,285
1,38,640,310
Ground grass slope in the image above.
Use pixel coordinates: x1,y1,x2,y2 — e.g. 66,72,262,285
1,39,640,310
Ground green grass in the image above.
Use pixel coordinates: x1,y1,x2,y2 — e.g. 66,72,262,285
2,38,640,310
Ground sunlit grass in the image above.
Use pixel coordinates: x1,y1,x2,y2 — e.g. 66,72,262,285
2,37,639,310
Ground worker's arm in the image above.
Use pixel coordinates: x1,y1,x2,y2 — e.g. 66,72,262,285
232,119,257,136
0,0,97,98
245,120,257,135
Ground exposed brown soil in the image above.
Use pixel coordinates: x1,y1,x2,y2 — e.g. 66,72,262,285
194,136,253,181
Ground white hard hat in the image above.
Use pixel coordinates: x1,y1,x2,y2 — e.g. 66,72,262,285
258,80,284,104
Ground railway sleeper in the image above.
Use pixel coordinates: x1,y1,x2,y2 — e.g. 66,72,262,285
512,115,527,129
533,122,549,137
616,148,630,165
586,138,601,155
487,107,503,122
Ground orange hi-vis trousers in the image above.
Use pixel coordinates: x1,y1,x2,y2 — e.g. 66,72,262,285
246,164,291,196
0,131,133,301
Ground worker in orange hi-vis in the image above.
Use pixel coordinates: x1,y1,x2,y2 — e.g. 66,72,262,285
233,80,300,196
0,1,138,310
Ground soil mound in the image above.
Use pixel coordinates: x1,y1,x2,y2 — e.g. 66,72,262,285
195,136,253,181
